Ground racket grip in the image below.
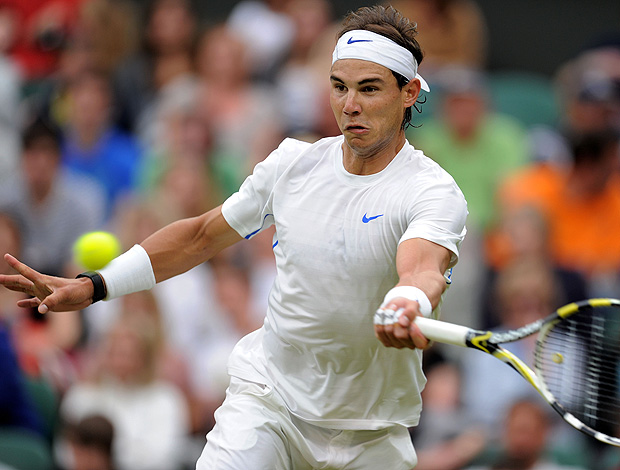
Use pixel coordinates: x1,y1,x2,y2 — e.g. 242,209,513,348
414,317,471,347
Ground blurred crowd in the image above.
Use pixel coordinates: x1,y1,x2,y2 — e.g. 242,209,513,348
0,0,618,469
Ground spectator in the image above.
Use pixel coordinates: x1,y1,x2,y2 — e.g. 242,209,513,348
0,212,43,437
4,0,85,82
274,0,333,138
27,0,138,130
515,45,620,191
411,66,529,328
60,313,190,470
226,0,295,81
555,46,620,136
194,24,284,195
61,69,142,220
112,0,197,137
467,399,589,470
412,353,486,470
386,0,488,74
481,207,588,328
0,208,79,396
73,0,138,75
460,258,560,437
61,414,115,470
139,78,221,206
0,5,22,185
411,66,529,234
494,128,620,297
0,212,22,322
0,118,104,277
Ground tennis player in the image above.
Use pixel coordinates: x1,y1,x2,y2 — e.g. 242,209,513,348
0,6,467,469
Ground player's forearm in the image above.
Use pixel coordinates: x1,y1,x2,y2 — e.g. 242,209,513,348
141,207,241,283
396,270,447,309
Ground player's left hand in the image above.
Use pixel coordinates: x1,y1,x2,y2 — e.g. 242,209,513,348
0,254,94,313
374,297,430,350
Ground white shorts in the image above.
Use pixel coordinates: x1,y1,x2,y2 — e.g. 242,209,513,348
196,376,417,470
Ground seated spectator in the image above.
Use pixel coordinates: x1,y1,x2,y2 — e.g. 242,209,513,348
0,5,22,185
461,258,562,436
138,78,221,207
0,121,98,390
226,0,295,81
0,118,104,277
4,0,84,82
61,69,142,220
274,0,333,138
467,399,589,470
494,128,620,296
0,305,43,437
60,313,190,470
112,0,197,136
554,46,620,137
411,66,530,234
481,206,588,329
194,23,284,195
412,351,486,470
61,414,115,470
411,66,529,328
386,0,488,90
0,212,23,322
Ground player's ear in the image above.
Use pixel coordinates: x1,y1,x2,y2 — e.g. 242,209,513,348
403,79,421,108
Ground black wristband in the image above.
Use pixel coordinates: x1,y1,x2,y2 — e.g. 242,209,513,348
76,271,107,303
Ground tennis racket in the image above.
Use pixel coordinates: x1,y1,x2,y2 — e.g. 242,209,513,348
414,298,620,446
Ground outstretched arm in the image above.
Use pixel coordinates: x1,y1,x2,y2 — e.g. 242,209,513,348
374,237,452,350
0,206,242,313
141,206,242,283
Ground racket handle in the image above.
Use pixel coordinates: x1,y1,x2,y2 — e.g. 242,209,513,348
414,317,471,347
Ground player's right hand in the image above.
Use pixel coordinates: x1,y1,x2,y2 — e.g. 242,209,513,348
0,254,95,313
374,297,431,350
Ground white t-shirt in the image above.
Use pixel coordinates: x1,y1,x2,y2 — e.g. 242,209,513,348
222,135,467,430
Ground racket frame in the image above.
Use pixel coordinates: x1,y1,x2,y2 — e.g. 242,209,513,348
415,298,620,447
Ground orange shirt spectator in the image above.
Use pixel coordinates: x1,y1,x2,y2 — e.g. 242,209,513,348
491,129,620,276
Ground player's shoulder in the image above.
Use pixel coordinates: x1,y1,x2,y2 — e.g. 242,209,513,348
401,140,458,183
271,135,343,169
277,135,342,155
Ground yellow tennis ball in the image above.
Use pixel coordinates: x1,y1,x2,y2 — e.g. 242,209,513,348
73,231,121,270
551,352,564,364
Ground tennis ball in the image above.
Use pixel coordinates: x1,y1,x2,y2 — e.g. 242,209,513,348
73,231,121,270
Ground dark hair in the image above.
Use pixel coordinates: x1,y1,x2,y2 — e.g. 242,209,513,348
22,118,62,152
67,415,115,455
569,128,620,167
337,5,425,129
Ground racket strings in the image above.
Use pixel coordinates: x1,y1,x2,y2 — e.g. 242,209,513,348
536,305,620,438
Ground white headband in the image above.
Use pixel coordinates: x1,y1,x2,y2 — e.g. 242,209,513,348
332,29,430,92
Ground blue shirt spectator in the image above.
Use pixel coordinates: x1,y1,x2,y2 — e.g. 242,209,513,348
0,322,42,436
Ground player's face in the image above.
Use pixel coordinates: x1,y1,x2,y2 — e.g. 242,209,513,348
330,59,419,167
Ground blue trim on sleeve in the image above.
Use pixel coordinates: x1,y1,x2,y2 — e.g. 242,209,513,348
245,213,274,240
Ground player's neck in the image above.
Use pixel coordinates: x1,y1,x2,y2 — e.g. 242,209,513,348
342,133,406,176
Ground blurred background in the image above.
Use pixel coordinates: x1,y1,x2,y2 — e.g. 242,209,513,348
0,1,619,469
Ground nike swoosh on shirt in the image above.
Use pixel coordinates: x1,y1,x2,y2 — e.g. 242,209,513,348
347,37,373,44
362,213,384,223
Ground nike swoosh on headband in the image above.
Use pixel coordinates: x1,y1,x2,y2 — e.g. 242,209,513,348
347,37,373,44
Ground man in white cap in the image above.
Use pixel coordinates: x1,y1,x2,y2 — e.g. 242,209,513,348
0,5,467,469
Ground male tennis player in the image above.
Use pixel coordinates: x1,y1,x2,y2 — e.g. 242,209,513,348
0,6,467,469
